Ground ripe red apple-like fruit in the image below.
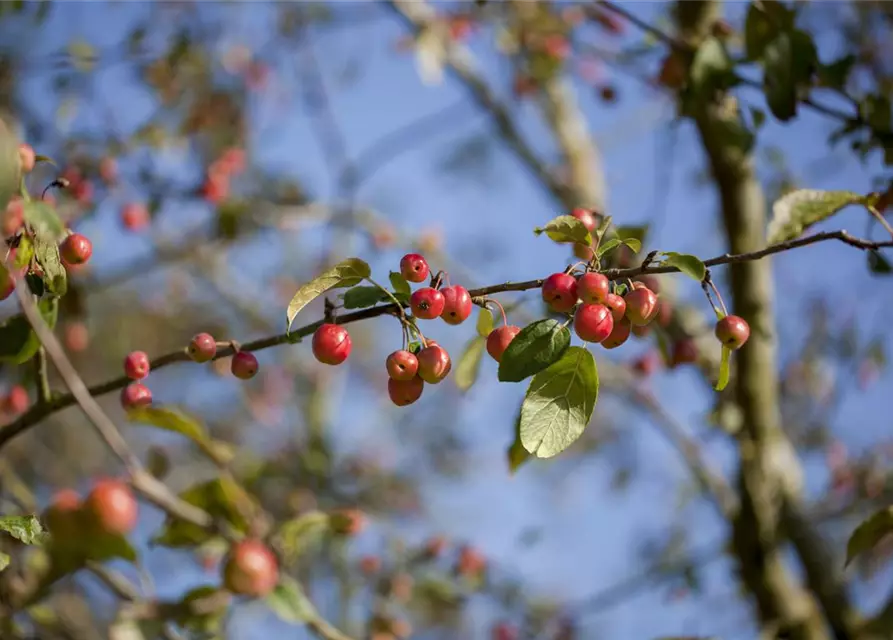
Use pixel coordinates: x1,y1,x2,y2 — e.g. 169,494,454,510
312,323,352,365
543,34,570,60
222,539,279,597
492,622,519,640
330,508,367,536
671,337,698,366
486,325,521,363
388,375,425,406
456,544,487,577
18,143,35,174
570,207,598,232
63,321,89,352
602,318,631,349
121,202,150,231
410,287,445,320
541,273,578,313
188,333,217,363
386,350,419,381
632,351,660,377
577,272,609,304
605,293,626,322
399,253,430,283
631,323,651,338
124,351,150,380
440,285,472,325
715,315,750,350
624,287,658,326
231,351,259,379
84,478,138,535
121,382,152,409
4,385,28,415
60,233,93,265
44,488,82,538
574,304,614,343
417,344,451,384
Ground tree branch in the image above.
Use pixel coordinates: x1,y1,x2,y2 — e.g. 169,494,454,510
0,230,888,453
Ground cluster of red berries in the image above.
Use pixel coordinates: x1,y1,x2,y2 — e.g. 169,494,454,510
44,478,139,540
201,146,245,205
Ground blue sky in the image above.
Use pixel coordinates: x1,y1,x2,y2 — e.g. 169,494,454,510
7,2,893,638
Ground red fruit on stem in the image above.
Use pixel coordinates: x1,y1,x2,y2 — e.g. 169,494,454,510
123,351,150,380
386,350,419,381
84,478,138,535
99,156,118,184
577,272,609,304
417,345,451,384
543,34,570,60
715,315,750,350
188,333,217,363
44,489,81,535
671,337,699,366
410,287,445,320
635,275,662,294
574,304,614,343
399,253,430,283
624,287,658,326
486,325,521,363
440,285,472,325
231,351,259,379
605,293,626,322
60,233,93,265
388,376,425,406
573,242,594,261
121,382,152,409
4,385,29,414
602,318,631,349
18,144,35,174
541,273,578,313
64,321,89,352
73,180,93,205
121,202,150,231
457,544,486,577
359,555,382,575
223,539,279,597
312,324,352,365
570,207,598,232
631,323,651,338
633,351,660,377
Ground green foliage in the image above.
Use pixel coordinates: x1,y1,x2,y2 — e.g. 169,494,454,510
660,252,706,281
846,506,893,566
0,297,58,364
533,215,592,245
0,515,47,545
24,201,65,243
506,411,530,474
767,189,867,244
715,346,731,392
454,336,486,392
342,285,388,309
689,36,735,95
744,0,794,61
519,347,598,458
267,575,315,624
127,406,235,464
33,236,67,296
176,586,229,634
476,307,494,337
596,237,641,259
286,258,371,332
275,511,330,564
762,30,817,122
498,319,571,383
0,118,19,212
389,271,411,299
153,477,253,548
868,250,893,275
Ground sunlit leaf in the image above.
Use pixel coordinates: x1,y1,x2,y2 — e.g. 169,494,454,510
767,189,866,244
455,337,485,392
520,347,598,458
0,515,46,545
661,252,706,281
275,511,330,564
389,271,411,298
507,410,530,474
476,307,493,338
534,215,592,245
286,258,371,333
498,319,571,383
267,575,315,624
715,346,731,391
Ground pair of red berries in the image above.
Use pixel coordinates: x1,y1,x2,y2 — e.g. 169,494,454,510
122,350,153,410
400,254,473,325
187,331,258,380
385,340,451,406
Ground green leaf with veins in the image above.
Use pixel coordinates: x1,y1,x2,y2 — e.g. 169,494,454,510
455,337,486,392
767,189,866,244
715,346,732,391
533,215,592,245
661,252,706,281
0,515,47,545
286,258,371,332
519,346,598,458
389,271,411,298
498,319,571,383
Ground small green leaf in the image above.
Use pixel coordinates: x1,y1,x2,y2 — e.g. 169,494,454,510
750,107,766,130
762,30,816,123
176,586,229,634
818,55,856,91
84,531,137,563
846,507,893,567
596,238,620,258
868,250,893,275
455,337,486,392
715,346,731,391
389,271,411,298
275,511,330,564
127,406,230,463
153,477,252,548
0,515,46,545
0,551,9,572
767,189,866,244
498,319,571,383
34,154,56,167
286,258,371,332
68,39,96,72
14,235,33,269
24,201,65,243
611,225,649,251
0,298,58,364
744,0,792,61
476,307,494,338
267,575,315,624
661,252,706,281
342,285,387,309
534,215,592,245
519,346,598,458
34,237,67,296
507,411,530,474
146,446,171,479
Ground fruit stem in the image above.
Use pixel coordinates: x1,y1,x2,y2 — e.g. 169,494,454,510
487,299,508,326
868,204,893,240
430,270,446,290
700,276,726,319
366,277,406,320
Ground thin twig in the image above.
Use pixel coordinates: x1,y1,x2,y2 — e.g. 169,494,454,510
34,347,51,405
0,229,890,451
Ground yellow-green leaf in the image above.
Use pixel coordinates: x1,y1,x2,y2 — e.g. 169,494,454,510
0,515,47,545
715,346,731,391
534,215,592,245
24,201,65,242
662,252,706,281
286,258,371,333
846,507,893,567
520,347,598,458
267,575,315,624
507,411,530,474
476,307,494,338
127,406,229,463
275,511,330,564
455,337,485,392
0,551,9,572
0,298,58,364
767,189,866,245
0,117,20,212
